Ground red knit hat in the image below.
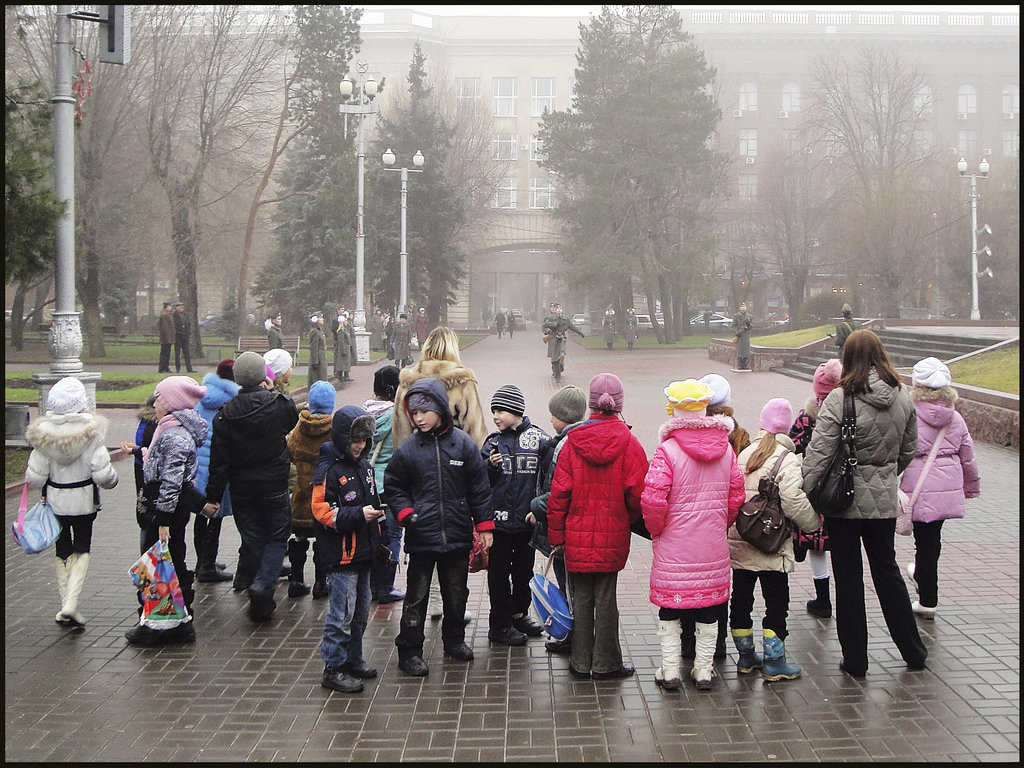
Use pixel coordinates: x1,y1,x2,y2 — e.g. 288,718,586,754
216,358,235,381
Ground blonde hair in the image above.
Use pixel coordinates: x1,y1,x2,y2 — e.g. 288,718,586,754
421,326,461,364
744,432,778,474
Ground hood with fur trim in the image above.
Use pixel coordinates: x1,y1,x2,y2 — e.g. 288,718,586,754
26,413,109,466
659,413,734,462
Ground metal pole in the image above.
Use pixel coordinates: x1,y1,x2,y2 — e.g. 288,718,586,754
354,103,366,331
400,167,408,314
969,174,980,321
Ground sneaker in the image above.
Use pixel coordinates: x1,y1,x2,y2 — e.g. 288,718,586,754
443,642,475,661
398,656,429,677
911,601,936,620
511,615,545,637
322,668,364,693
488,626,528,646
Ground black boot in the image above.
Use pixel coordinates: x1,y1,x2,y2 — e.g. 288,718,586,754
233,543,257,591
312,540,328,599
287,538,311,598
195,518,232,582
806,577,833,619
376,561,404,604
715,608,728,660
680,616,696,660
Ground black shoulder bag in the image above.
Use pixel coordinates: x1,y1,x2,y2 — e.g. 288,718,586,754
736,449,791,554
808,394,857,513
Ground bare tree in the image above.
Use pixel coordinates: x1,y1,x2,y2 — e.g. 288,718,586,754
806,45,931,317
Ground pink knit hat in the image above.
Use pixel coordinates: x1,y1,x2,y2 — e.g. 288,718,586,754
813,359,843,400
588,372,624,413
759,398,793,434
155,376,206,412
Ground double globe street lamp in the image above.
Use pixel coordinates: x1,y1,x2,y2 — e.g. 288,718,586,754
956,156,993,322
339,63,379,361
381,149,425,315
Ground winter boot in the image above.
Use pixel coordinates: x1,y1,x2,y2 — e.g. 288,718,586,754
60,552,90,629
761,629,801,681
806,577,832,619
195,520,232,582
287,538,312,598
322,666,364,693
311,541,329,599
398,648,429,677
731,628,764,674
376,561,405,604
691,621,718,690
679,616,696,660
54,557,72,626
654,619,683,691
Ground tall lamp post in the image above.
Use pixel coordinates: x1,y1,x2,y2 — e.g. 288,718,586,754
957,156,991,321
381,148,424,315
339,62,378,362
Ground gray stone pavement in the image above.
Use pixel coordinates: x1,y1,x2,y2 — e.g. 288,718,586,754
5,332,1020,762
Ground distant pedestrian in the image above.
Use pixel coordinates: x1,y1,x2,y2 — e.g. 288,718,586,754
391,313,414,368
494,310,506,338
266,313,283,350
333,312,353,382
157,302,174,372
624,308,638,350
833,304,862,351
27,377,119,630
506,310,516,338
173,302,194,373
307,314,328,387
602,306,616,350
732,302,753,370
900,357,980,620
414,307,430,347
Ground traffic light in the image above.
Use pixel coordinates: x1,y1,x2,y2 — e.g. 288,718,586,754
97,6,130,65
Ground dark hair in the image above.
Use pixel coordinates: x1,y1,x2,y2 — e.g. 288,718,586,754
373,365,400,401
838,329,901,395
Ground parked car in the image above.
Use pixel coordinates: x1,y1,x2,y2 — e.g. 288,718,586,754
689,311,733,327
767,311,790,327
510,308,527,326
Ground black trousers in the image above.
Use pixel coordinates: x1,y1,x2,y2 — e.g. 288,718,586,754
174,336,192,371
142,512,193,610
911,519,945,608
730,569,791,640
827,516,926,674
486,530,535,630
158,343,172,372
55,512,97,559
396,550,470,654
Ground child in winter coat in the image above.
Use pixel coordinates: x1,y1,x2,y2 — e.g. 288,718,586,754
365,365,405,604
193,359,240,583
130,393,159,554
729,398,820,681
26,377,119,629
311,405,384,693
788,358,843,619
900,357,980,620
641,379,745,691
383,377,494,677
121,375,208,645
529,384,590,654
548,373,649,680
286,379,336,599
482,385,551,646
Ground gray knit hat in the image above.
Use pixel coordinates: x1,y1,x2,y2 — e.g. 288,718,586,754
490,384,526,417
234,351,269,388
548,385,587,424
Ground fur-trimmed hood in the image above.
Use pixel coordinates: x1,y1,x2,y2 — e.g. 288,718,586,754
398,358,479,392
659,413,734,462
910,386,959,431
910,384,958,405
801,396,822,421
26,413,109,465
134,401,157,424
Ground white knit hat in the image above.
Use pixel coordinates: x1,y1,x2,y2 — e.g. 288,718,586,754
263,348,293,376
912,357,952,389
46,377,88,415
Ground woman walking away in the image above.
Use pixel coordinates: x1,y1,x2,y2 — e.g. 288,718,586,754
802,329,927,678
26,377,119,629
901,357,980,620
729,398,820,681
641,380,744,691
788,359,843,619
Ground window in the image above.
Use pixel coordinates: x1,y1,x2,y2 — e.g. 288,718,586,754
493,178,517,209
957,84,977,115
914,85,933,115
738,174,758,200
1003,85,1020,115
530,136,547,162
781,83,801,112
531,77,556,116
493,78,517,117
455,77,480,101
1003,130,1019,158
739,82,758,112
739,129,757,156
958,129,978,159
492,133,518,161
783,129,801,155
529,178,555,209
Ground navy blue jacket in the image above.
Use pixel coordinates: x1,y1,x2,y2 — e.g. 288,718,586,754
383,377,494,555
482,417,550,534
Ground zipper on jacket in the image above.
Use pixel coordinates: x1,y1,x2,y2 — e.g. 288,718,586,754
434,433,448,549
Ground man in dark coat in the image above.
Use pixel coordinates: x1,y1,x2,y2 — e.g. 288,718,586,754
173,302,194,373
158,302,175,372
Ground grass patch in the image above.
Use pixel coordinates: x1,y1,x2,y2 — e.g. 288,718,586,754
6,447,31,486
5,372,202,405
753,325,833,348
947,347,1019,394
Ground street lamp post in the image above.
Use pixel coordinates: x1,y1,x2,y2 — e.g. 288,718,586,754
957,156,991,322
381,148,424,314
339,62,379,362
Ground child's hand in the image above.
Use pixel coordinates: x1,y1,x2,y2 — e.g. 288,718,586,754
362,505,381,522
525,512,536,525
119,441,136,453
478,531,494,551
489,450,502,467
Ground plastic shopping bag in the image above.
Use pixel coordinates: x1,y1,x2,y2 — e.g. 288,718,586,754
530,554,573,641
129,540,190,629
11,484,62,555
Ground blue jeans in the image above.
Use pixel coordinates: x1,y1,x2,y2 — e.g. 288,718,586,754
320,566,371,669
231,490,291,591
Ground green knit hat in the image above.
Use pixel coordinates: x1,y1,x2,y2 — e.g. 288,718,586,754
548,385,587,423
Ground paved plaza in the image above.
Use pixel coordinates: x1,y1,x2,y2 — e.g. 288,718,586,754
5,330,1019,762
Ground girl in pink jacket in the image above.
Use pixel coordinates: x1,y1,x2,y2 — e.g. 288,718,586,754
641,380,745,691
900,358,980,620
